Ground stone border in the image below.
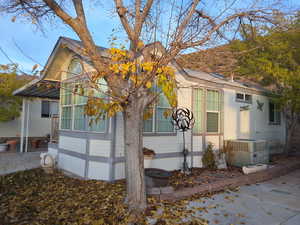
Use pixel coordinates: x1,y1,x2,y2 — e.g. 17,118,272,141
148,160,300,200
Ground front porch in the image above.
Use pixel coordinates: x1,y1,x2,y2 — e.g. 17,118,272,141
13,78,60,152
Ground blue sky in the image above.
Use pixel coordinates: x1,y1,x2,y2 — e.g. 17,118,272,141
0,1,124,73
0,0,299,74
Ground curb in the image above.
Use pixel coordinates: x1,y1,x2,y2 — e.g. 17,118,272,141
149,160,300,201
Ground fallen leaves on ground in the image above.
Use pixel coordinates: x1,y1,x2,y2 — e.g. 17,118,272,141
169,167,243,190
0,169,211,225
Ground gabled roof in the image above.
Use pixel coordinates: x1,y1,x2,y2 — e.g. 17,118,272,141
14,36,270,98
180,68,271,94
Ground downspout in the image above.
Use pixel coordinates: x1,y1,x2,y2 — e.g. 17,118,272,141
190,89,194,169
20,98,26,153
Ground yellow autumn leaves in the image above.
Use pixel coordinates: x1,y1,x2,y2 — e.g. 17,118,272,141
107,48,177,108
85,47,177,121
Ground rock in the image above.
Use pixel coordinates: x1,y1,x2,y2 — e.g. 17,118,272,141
242,164,268,174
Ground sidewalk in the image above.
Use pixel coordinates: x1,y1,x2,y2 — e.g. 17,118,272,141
188,169,300,225
0,151,44,176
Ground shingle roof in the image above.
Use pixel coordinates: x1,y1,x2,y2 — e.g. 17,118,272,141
182,68,270,93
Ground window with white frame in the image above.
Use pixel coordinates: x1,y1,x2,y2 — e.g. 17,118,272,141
60,58,107,132
206,90,220,133
269,102,281,125
143,92,174,133
41,100,59,118
236,92,252,103
192,88,203,134
73,85,88,131
67,58,83,79
61,83,72,129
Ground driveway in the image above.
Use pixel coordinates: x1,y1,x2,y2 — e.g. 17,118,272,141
189,169,300,225
0,152,42,176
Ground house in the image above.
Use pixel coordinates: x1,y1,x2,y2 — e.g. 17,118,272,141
0,75,59,152
14,37,286,180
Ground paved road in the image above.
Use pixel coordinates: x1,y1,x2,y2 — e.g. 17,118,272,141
189,169,300,225
0,152,42,176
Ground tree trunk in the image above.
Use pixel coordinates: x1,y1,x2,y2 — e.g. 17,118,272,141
285,119,297,154
123,98,147,212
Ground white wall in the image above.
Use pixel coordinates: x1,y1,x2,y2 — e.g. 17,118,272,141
0,99,55,138
58,153,86,177
59,136,86,153
223,88,286,152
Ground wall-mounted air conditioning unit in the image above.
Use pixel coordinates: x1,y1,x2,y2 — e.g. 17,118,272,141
225,139,269,167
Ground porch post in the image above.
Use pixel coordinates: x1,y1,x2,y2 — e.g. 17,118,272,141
20,98,26,153
25,100,30,152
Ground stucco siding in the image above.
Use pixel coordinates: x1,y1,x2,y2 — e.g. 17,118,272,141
192,136,203,152
58,153,86,177
115,113,125,157
205,136,221,149
114,162,126,180
89,139,111,157
48,147,58,159
59,136,86,154
223,88,286,153
88,161,110,180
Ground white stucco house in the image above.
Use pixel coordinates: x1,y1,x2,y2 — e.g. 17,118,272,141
14,37,286,180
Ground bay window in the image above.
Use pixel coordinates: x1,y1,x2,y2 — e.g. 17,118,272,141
60,58,107,132
61,83,72,130
143,93,174,133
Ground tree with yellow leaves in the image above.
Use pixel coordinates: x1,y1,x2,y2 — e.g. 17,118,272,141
0,0,288,212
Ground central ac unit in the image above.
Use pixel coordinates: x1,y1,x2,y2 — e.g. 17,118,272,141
225,139,269,167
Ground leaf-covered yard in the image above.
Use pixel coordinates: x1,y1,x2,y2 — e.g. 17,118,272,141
0,169,209,225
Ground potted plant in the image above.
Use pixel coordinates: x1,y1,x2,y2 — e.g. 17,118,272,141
31,138,41,149
0,139,8,152
143,147,156,168
6,138,18,151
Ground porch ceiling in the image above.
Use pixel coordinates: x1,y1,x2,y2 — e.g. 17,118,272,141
14,79,60,99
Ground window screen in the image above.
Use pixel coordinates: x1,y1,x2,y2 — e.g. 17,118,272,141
269,102,281,124
207,112,219,132
206,90,220,133
41,100,50,118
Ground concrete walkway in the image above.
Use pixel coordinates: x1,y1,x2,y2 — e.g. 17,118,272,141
189,169,300,225
0,151,43,176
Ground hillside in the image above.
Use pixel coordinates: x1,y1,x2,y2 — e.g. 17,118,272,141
177,45,237,77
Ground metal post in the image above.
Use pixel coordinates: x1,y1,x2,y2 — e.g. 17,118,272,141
25,100,30,152
20,99,26,153
190,129,193,170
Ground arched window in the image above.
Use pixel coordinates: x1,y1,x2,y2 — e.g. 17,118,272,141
67,58,83,78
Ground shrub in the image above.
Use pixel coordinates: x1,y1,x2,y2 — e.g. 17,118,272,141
202,142,216,169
